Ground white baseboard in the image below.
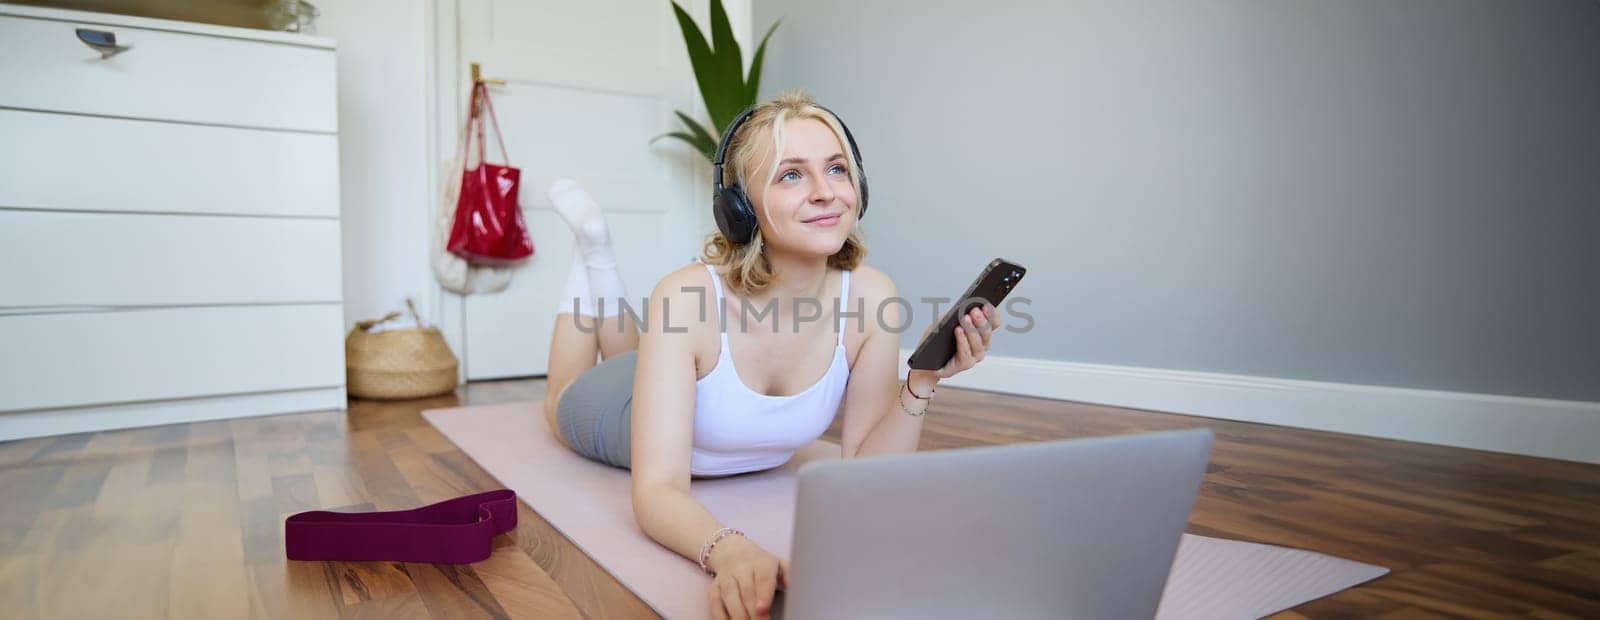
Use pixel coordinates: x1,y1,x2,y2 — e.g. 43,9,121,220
907,349,1600,464
0,387,347,441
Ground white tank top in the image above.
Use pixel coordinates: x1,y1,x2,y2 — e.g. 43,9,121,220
690,260,852,476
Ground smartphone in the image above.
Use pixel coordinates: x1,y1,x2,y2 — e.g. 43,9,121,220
906,258,1027,371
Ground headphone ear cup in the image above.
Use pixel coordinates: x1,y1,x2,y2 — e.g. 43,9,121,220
730,185,757,243
714,184,759,245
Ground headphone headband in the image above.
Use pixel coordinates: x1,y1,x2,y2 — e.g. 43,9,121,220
712,106,759,191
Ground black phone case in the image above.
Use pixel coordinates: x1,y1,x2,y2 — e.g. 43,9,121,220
907,258,1027,371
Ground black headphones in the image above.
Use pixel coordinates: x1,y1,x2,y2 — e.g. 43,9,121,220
712,104,869,245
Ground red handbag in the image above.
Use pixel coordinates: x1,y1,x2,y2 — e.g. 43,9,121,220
447,82,534,266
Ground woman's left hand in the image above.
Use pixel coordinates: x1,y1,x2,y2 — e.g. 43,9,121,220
915,302,1002,382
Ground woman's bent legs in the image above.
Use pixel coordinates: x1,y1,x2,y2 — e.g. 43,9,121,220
544,177,639,449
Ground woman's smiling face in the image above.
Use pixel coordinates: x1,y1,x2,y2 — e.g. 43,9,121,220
750,117,859,256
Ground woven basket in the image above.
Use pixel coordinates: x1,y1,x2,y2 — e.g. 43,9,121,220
346,299,460,400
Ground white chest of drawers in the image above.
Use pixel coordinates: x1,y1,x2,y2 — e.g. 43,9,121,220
0,5,346,440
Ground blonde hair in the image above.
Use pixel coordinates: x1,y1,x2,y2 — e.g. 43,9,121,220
700,89,867,298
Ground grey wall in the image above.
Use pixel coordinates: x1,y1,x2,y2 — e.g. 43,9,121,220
753,0,1599,402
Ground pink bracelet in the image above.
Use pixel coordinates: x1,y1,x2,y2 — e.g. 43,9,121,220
699,527,744,574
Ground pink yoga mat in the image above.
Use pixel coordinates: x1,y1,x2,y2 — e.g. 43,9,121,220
422,402,1387,619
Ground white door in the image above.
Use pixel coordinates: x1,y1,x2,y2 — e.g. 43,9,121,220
437,0,752,379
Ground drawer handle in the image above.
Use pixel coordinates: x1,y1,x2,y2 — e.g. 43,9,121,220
75,28,132,59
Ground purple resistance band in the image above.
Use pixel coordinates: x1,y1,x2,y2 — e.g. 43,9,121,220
285,489,517,564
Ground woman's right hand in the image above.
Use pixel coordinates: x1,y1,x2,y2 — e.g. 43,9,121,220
707,535,789,620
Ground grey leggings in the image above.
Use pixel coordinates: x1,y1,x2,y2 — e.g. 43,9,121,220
556,350,637,470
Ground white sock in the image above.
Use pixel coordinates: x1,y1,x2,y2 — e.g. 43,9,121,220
587,265,629,319
549,178,616,267
549,179,628,318
557,244,595,317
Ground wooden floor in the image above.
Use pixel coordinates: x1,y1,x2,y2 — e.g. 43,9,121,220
2,378,1597,619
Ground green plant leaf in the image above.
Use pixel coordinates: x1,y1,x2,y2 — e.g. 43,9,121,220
670,2,728,134
673,110,720,152
708,0,744,128
650,131,717,162
745,18,782,104
665,1,784,154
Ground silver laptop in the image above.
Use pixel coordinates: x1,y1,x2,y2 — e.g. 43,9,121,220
771,428,1214,619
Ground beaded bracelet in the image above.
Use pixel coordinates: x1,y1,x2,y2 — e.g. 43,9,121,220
898,381,931,417
699,527,744,574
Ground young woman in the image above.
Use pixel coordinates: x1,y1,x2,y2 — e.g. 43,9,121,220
541,90,1001,620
